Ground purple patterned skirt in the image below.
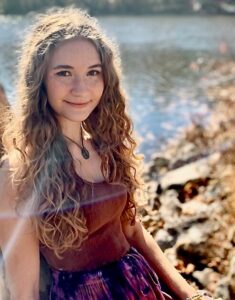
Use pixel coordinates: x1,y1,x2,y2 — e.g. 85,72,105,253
49,247,173,300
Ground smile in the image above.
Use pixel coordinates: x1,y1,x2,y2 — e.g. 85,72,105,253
64,100,91,107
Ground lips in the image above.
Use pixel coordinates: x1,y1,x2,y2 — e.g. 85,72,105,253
64,100,91,107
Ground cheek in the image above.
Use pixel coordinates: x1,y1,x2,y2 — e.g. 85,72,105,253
98,85,104,98
45,78,62,103
96,80,104,99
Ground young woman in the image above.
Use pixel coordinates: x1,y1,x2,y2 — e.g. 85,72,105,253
0,7,217,300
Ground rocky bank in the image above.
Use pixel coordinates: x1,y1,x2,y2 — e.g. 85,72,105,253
142,60,235,300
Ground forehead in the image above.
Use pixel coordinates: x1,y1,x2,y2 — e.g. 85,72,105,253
47,38,101,68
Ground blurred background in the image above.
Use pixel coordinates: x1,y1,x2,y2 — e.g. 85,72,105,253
0,0,235,161
0,1,235,299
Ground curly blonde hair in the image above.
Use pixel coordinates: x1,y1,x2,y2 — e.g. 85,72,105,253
2,7,142,258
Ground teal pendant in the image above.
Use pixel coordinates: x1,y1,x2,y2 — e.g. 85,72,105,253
81,147,90,160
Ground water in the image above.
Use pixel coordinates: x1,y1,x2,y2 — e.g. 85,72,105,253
0,14,235,161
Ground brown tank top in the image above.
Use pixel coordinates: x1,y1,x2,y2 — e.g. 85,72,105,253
40,179,130,271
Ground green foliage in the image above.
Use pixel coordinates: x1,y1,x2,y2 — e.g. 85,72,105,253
0,0,235,15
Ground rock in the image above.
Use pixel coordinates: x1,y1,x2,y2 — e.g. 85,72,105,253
181,200,223,217
201,181,224,204
170,142,199,169
141,214,151,223
155,229,177,251
158,190,182,226
144,62,235,297
193,268,221,291
148,156,170,178
227,256,235,296
215,256,235,300
144,181,161,210
228,225,235,244
159,158,211,191
214,277,231,300
176,220,217,246
183,181,201,200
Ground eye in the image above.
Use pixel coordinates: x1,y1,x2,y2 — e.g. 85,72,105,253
87,70,101,76
56,70,71,77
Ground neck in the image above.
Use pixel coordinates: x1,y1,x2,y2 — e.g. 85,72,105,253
64,133,84,148
60,121,83,144
63,130,90,160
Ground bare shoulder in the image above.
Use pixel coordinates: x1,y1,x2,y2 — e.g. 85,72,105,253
0,159,40,298
0,158,35,248
0,159,39,291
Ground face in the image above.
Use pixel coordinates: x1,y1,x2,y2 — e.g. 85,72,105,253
44,38,104,127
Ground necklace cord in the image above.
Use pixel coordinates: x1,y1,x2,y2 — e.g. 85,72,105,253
63,130,90,160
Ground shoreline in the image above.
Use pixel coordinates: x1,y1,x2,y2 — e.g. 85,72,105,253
143,60,235,299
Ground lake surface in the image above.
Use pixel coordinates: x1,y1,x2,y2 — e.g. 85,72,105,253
0,15,235,161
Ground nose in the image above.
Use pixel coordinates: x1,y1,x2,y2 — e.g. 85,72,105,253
71,76,87,95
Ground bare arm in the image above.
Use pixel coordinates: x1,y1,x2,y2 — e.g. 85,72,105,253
0,163,40,300
122,218,207,300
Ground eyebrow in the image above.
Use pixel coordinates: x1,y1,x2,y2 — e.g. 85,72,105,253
52,64,102,70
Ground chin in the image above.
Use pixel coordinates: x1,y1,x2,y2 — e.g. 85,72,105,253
67,114,92,123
